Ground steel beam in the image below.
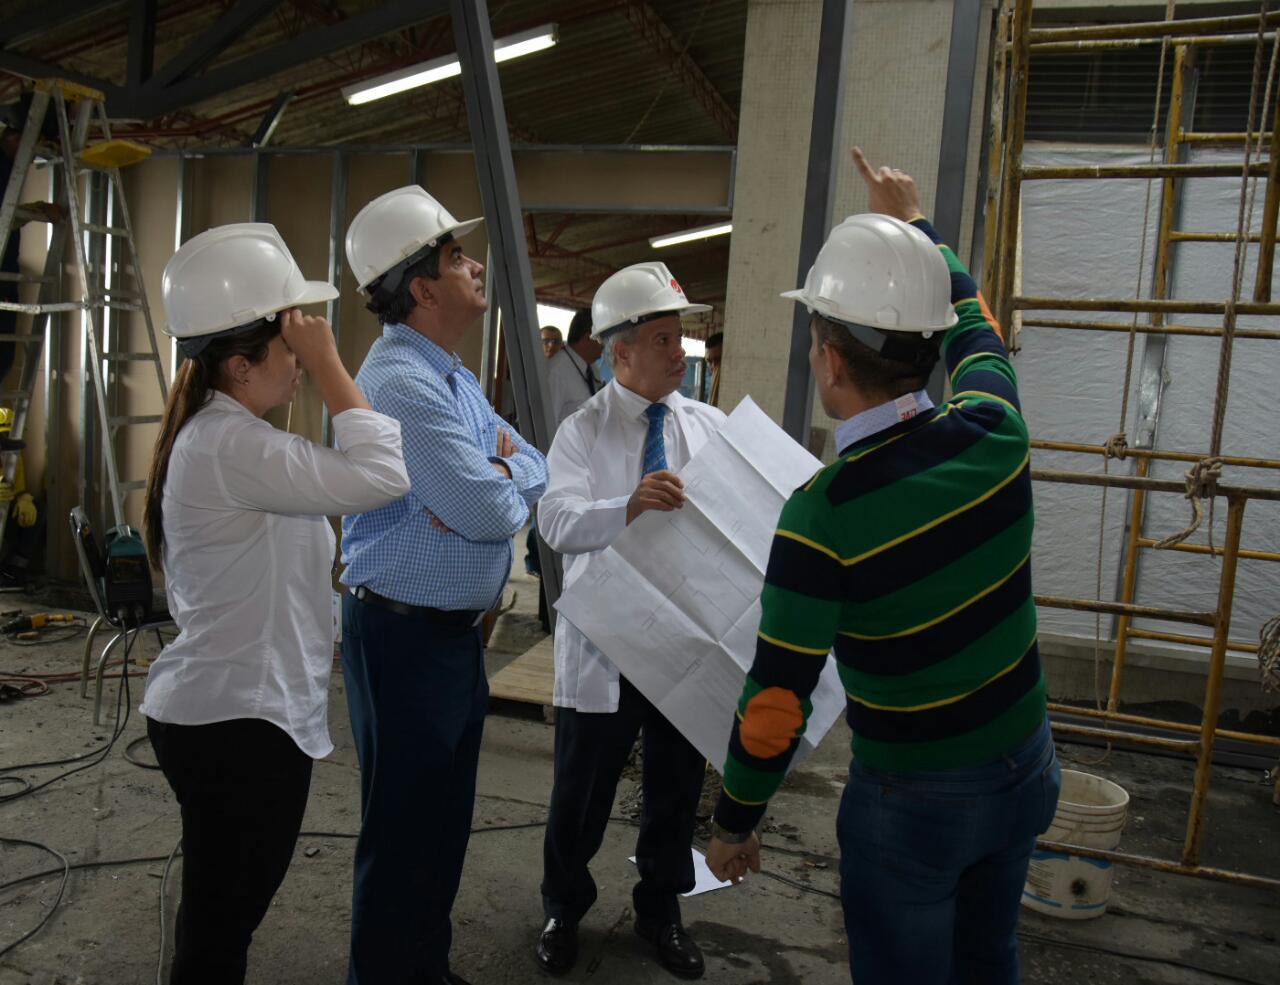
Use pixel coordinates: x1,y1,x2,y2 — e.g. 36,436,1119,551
251,90,294,148
781,0,852,445
0,50,119,99
127,0,157,89
135,0,448,118
929,0,985,402
450,0,561,606
322,151,347,447
148,0,284,90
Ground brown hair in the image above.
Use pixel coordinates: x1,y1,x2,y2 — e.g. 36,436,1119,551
143,322,280,570
813,314,937,401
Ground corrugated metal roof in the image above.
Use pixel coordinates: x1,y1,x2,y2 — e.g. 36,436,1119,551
1,0,744,313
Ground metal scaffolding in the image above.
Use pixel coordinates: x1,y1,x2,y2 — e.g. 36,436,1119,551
984,0,1280,891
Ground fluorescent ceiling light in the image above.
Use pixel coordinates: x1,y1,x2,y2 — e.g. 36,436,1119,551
343,24,558,106
649,222,733,249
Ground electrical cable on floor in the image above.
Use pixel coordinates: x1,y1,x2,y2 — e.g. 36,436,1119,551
0,626,136,802
2,813,1274,985
125,734,160,771
0,836,69,960
155,837,181,985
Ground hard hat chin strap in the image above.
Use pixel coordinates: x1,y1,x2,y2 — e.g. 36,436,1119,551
365,237,449,314
833,315,940,369
177,315,274,359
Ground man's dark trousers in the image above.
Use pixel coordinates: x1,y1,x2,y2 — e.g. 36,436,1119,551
341,592,489,984
542,676,706,927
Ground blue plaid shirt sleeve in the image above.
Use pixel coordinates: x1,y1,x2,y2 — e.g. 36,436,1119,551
379,376,532,542
489,412,547,509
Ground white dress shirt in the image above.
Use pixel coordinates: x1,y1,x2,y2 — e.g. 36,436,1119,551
540,379,727,712
547,346,599,428
140,391,410,758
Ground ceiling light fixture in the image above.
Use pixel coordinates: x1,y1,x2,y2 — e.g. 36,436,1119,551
342,24,559,106
648,222,733,249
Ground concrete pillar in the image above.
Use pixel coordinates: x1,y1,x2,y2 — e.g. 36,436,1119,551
719,0,993,449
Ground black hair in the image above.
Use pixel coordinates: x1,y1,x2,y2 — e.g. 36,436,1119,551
366,233,453,325
813,314,937,400
144,321,281,569
706,331,724,349
566,308,593,345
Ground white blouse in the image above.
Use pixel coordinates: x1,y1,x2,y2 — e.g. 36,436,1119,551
140,391,410,758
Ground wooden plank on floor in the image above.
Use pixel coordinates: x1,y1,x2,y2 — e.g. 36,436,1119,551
490,634,554,706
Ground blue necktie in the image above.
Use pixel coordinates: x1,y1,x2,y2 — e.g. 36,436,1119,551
643,403,669,475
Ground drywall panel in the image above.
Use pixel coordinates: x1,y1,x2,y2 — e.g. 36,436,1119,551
265,154,334,444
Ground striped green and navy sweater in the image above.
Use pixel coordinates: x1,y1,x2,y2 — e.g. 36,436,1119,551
714,217,1046,834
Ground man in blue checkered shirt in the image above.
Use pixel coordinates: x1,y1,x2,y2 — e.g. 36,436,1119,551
339,186,547,985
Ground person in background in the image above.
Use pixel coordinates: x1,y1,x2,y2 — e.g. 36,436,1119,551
541,325,565,358
703,331,723,406
707,149,1060,985
535,261,724,981
547,308,604,428
340,185,547,985
141,223,409,985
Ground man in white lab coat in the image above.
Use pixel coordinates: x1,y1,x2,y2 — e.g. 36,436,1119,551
535,262,725,980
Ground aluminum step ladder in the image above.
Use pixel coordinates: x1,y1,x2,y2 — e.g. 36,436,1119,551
0,79,168,559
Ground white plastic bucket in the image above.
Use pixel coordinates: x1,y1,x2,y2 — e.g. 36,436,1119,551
1021,769,1129,920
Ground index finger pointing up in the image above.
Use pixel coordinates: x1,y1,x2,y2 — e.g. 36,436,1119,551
851,146,878,184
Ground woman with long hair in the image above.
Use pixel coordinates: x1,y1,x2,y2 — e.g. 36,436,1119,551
140,223,410,985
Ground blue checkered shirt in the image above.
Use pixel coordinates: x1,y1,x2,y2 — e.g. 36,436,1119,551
340,323,547,609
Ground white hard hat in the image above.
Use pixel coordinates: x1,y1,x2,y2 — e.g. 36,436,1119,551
783,214,958,349
162,223,337,355
345,185,483,297
590,261,711,339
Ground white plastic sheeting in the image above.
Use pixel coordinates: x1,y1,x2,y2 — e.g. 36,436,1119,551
1018,144,1279,653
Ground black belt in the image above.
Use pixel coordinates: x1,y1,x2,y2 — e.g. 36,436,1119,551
350,586,482,628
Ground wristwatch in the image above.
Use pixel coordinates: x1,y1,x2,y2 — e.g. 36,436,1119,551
710,821,755,845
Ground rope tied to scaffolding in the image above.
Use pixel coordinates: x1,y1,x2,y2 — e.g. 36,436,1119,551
1259,615,1280,693
1102,433,1129,460
1152,7,1276,555
1152,456,1224,550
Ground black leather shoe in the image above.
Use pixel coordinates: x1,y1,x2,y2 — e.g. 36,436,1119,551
636,921,705,980
535,917,578,975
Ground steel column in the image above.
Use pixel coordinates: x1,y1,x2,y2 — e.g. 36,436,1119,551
781,0,853,445
929,0,985,401
322,151,348,447
450,0,561,605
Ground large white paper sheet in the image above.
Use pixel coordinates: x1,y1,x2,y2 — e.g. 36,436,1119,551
629,849,737,896
555,397,846,772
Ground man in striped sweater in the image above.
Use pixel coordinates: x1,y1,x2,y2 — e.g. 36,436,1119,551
707,149,1061,985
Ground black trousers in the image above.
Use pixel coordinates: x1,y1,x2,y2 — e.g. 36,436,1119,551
541,677,706,928
340,592,489,984
148,717,313,985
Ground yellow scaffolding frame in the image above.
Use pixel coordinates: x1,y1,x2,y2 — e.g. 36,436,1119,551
984,0,1280,892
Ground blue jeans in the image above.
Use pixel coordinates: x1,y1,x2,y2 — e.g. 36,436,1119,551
837,718,1060,985
341,593,489,985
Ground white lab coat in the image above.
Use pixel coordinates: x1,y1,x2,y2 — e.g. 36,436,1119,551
539,379,727,712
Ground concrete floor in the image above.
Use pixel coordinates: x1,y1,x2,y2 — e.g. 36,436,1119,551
1,563,1278,985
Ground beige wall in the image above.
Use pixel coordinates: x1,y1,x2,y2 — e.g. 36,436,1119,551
718,0,994,454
